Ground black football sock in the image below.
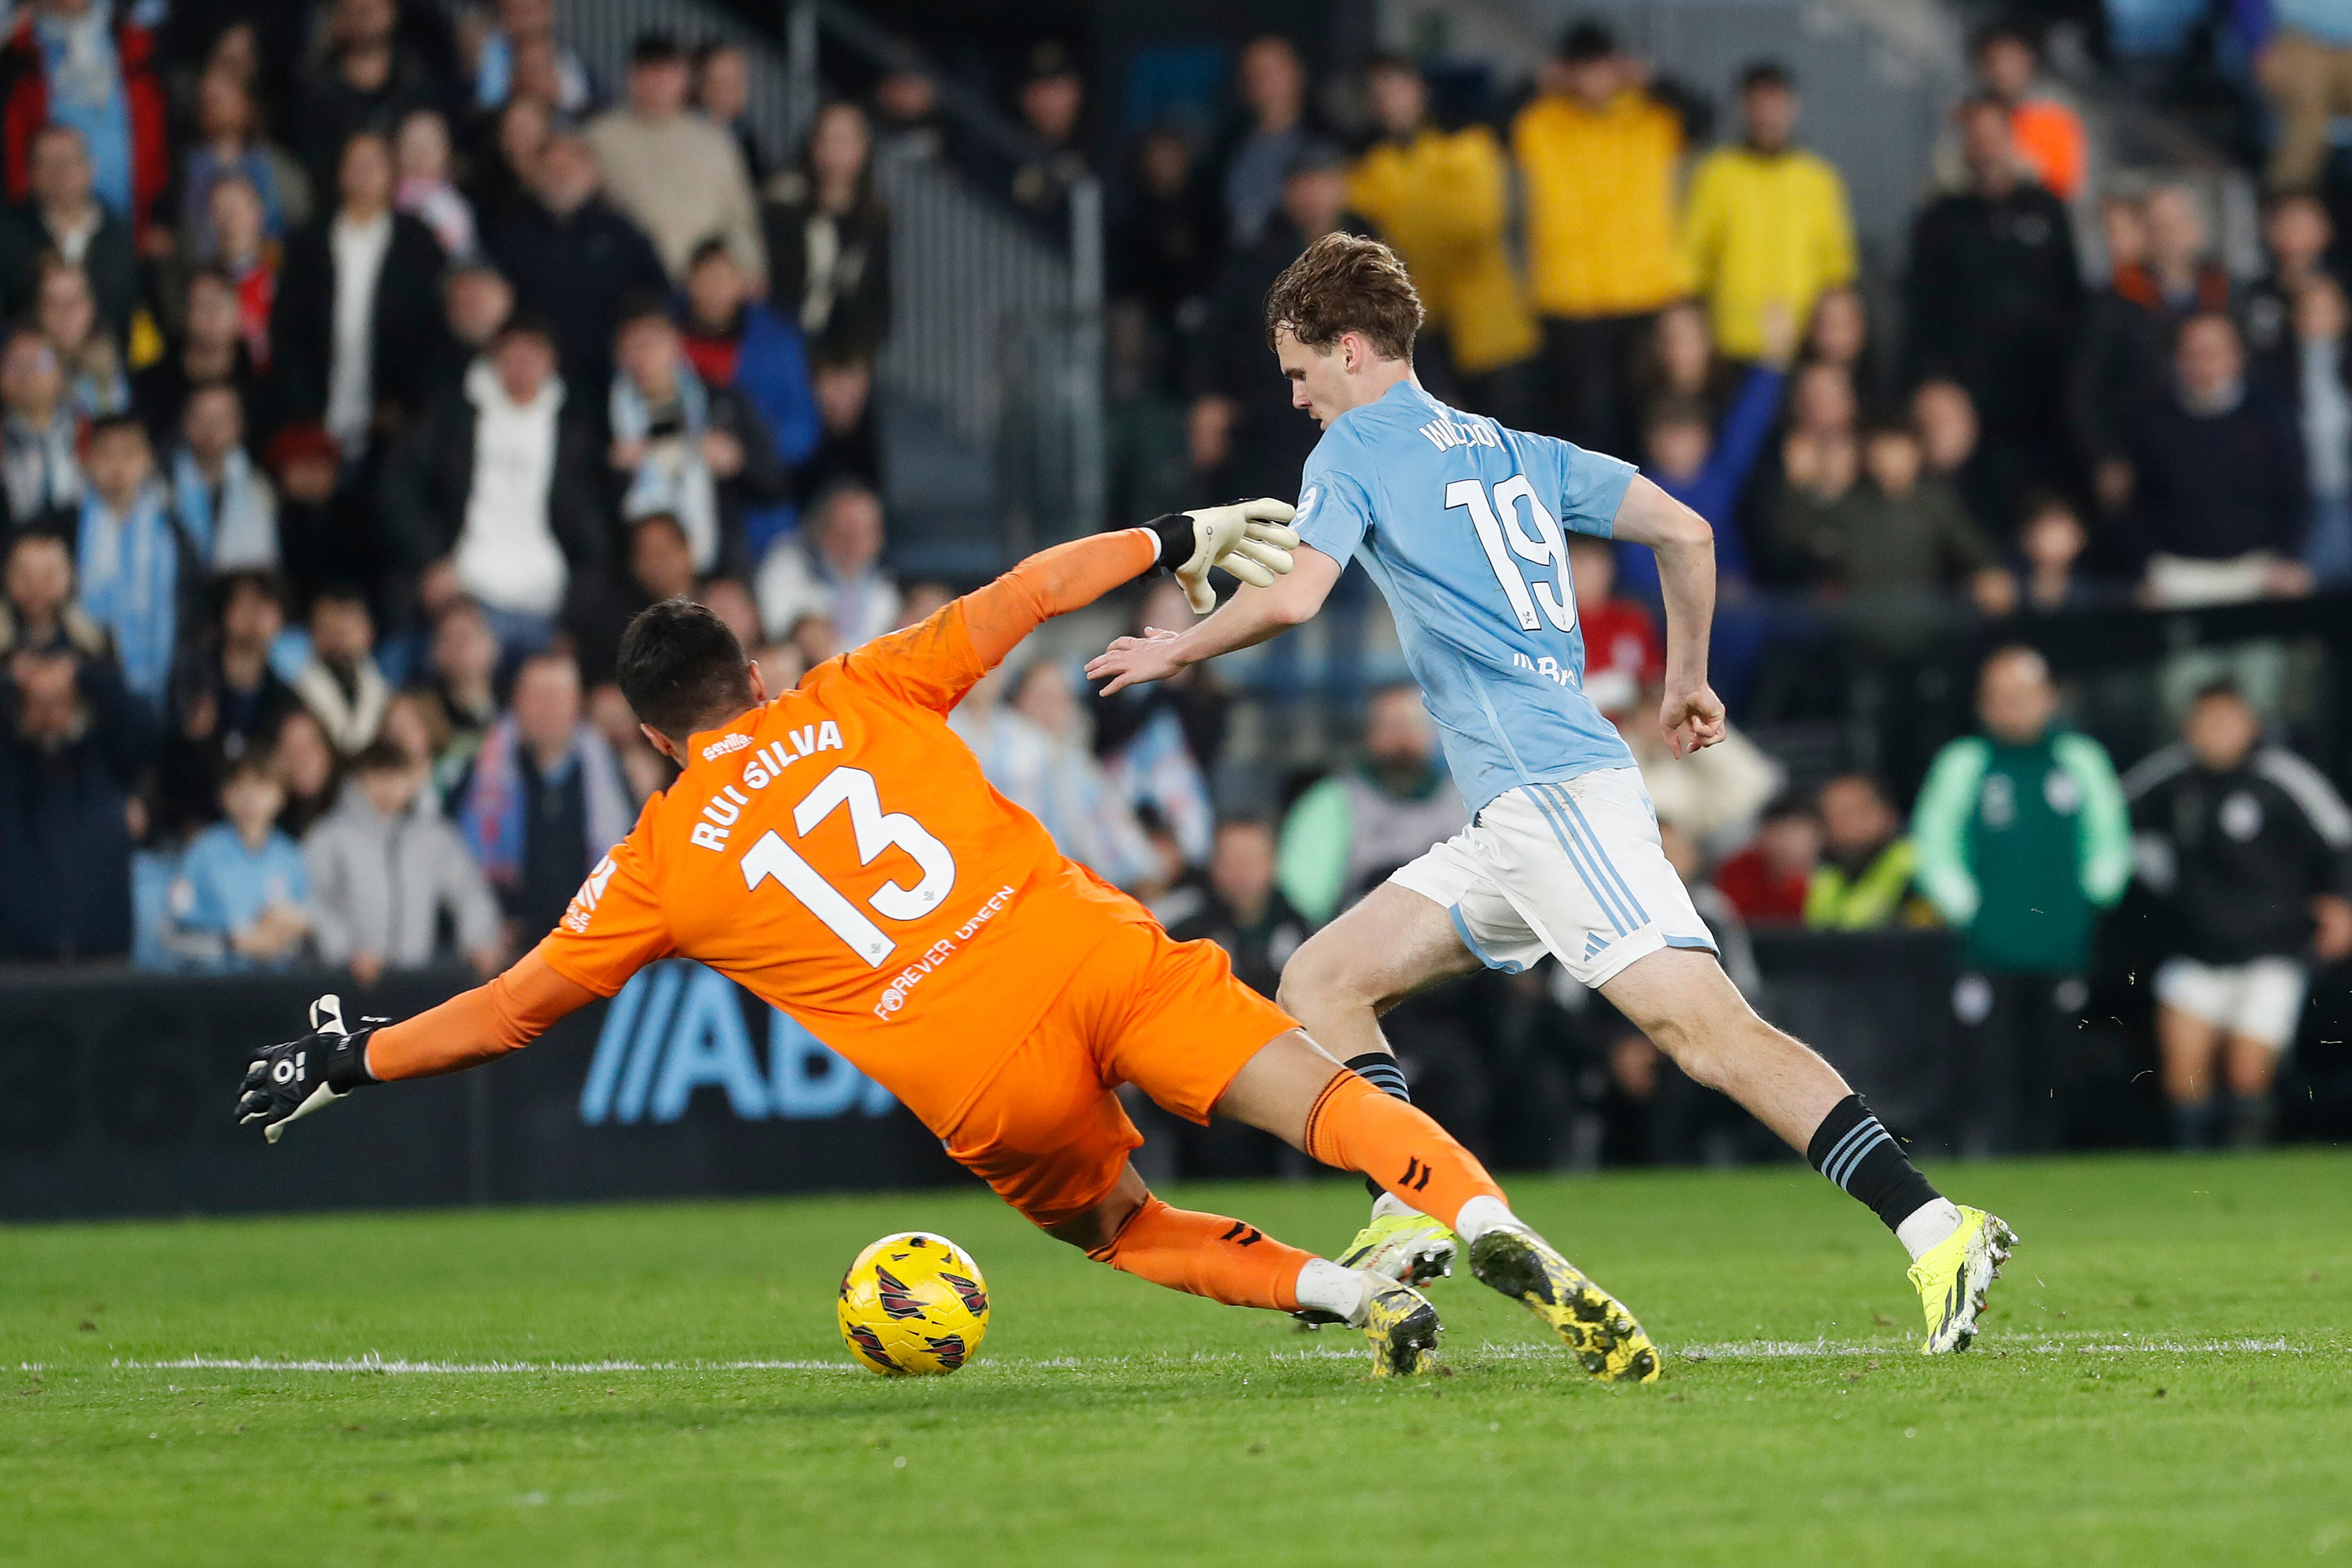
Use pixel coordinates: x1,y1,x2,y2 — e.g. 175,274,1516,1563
1806,1093,1940,1235
2226,1092,2275,1149
1345,1052,1411,1199
2171,1097,2217,1152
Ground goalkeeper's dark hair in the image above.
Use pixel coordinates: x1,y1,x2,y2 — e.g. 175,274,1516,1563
618,597,757,744
1264,231,1424,361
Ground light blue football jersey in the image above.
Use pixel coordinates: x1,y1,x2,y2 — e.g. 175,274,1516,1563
1293,381,1639,814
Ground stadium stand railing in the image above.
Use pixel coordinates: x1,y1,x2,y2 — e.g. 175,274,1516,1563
532,0,1107,573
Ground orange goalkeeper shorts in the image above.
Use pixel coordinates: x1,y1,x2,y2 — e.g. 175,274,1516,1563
941,918,1296,1227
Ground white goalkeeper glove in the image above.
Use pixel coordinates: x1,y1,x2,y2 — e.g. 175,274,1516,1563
236,994,381,1143
1144,499,1301,614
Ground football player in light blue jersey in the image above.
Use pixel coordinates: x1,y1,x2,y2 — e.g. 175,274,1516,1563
1090,232,2014,1362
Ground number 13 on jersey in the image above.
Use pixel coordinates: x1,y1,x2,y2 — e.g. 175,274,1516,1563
740,765,958,967
1448,475,1576,635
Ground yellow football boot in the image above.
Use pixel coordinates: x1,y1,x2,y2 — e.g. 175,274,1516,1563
1906,1205,2017,1354
1468,1226,1660,1383
1337,1206,1457,1286
1357,1276,1443,1377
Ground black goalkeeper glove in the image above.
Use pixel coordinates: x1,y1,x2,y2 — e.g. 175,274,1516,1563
236,994,383,1144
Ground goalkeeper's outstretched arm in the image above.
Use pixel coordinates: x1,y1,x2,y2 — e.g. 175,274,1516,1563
850,504,1299,712
235,949,599,1140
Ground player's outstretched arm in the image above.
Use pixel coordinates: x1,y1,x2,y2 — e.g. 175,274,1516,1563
234,948,599,1142
1610,475,1725,757
1086,541,1343,696
947,505,1299,675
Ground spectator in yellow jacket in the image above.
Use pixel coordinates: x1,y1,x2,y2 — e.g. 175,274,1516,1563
1349,56,1539,422
1511,20,1691,456
1682,62,1857,364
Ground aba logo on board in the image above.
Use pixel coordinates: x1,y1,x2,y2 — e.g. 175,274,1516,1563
579,960,895,1125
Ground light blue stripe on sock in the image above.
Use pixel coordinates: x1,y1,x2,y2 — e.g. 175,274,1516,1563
1828,1124,1892,1190
1817,1118,1880,1190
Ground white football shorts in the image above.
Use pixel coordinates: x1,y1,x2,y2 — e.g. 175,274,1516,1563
1391,766,1716,989
2153,955,2308,1050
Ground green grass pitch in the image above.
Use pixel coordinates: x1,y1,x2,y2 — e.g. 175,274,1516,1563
6,1151,2349,1567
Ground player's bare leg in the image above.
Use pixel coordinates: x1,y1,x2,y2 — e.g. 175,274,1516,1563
2158,1002,2283,1149
1216,1029,1660,1382
1274,884,1481,1284
2156,1003,2226,1148
1276,883,1480,1061
1596,947,1851,1149
1041,1157,1440,1376
2222,1034,2281,1146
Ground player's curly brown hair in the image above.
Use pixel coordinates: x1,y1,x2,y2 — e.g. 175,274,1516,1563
1263,232,1423,361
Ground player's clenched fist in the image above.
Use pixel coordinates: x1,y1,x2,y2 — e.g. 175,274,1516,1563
236,995,381,1143
1659,682,1727,758
1146,499,1300,614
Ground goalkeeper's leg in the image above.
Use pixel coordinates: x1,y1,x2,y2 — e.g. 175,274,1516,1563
1042,1163,1440,1377
1213,1030,1661,1384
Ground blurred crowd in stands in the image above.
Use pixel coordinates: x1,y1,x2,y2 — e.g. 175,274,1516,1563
3,0,2351,1162
0,0,898,980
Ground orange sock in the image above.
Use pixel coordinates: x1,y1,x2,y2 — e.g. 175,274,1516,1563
1086,1196,1312,1311
1303,1070,1505,1229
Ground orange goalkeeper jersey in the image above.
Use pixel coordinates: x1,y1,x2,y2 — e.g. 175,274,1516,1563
532,530,1160,1133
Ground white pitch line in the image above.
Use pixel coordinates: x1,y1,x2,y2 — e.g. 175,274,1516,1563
110,1355,859,1375
82,1335,2325,1377
1669,1335,2312,1360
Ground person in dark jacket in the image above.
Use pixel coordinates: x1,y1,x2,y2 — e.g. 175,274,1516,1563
761,100,890,364
0,525,107,665
608,296,784,583
1906,95,2082,501
1157,814,1316,1178
131,265,269,447
1113,123,1223,365
269,129,447,457
1189,142,1369,504
379,307,609,660
0,645,157,960
793,348,882,506
262,422,373,615
2071,186,2236,510
1769,421,2014,620
2125,681,2352,1149
561,509,694,688
0,122,137,337
1169,816,1310,1000
2123,313,2310,600
2241,191,2336,393
290,0,446,194
1000,39,1093,231
156,568,300,836
676,236,818,557
414,257,513,404
484,130,668,398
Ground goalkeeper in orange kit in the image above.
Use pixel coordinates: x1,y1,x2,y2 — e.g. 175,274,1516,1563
235,503,1658,1382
